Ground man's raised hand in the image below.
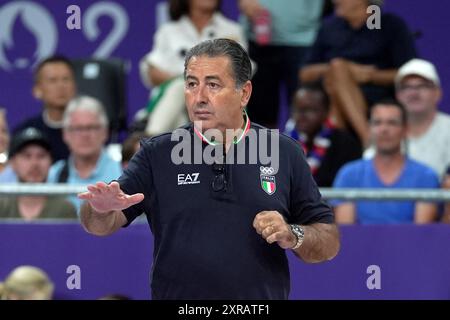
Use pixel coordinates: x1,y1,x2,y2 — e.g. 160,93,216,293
78,181,144,213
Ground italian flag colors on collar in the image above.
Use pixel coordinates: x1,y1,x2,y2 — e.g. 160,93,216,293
194,110,251,146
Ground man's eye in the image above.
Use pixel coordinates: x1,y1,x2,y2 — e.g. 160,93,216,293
208,83,219,88
187,82,197,88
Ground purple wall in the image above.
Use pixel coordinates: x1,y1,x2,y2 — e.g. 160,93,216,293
0,0,449,134
1,223,449,300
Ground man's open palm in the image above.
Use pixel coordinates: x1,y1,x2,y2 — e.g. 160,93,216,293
78,181,144,213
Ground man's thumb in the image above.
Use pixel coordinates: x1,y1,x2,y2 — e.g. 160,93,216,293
126,193,145,205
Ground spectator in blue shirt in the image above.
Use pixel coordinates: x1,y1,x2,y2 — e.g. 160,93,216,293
333,99,439,224
47,96,122,212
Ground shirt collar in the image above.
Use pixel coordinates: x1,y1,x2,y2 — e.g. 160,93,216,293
193,110,251,146
69,149,107,179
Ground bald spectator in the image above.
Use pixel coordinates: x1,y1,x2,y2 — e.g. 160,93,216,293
0,128,76,220
47,96,122,211
14,56,76,162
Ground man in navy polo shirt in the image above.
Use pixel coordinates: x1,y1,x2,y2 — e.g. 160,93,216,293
79,39,340,300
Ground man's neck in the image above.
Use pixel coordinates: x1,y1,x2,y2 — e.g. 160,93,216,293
346,11,369,29
18,196,46,220
374,151,405,184
408,110,436,138
73,151,101,179
226,117,245,151
200,115,247,147
45,106,65,123
304,126,323,142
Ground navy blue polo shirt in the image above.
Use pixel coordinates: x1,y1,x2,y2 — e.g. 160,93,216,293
305,13,417,105
305,13,416,69
118,123,333,300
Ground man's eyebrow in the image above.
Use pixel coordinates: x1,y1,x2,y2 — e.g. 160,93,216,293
205,75,221,82
186,75,222,82
185,75,198,81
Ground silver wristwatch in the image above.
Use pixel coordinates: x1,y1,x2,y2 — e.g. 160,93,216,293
289,224,305,250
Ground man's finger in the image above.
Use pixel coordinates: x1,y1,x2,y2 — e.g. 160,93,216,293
254,223,262,234
257,211,279,223
262,224,281,239
261,225,275,239
255,211,270,219
266,231,283,244
109,181,121,193
87,185,100,194
252,215,262,229
125,193,145,205
254,215,270,228
78,192,93,200
96,181,108,193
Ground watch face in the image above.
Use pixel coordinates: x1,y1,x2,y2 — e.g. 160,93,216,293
292,225,304,238
290,224,304,249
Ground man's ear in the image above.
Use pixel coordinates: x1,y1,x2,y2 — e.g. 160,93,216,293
33,86,43,100
63,128,69,145
240,80,252,108
10,157,17,172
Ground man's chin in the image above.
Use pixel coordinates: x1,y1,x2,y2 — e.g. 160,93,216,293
193,119,215,131
377,147,399,156
405,102,427,112
21,178,46,183
74,149,98,157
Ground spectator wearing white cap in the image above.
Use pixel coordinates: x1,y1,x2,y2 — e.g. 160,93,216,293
395,58,450,179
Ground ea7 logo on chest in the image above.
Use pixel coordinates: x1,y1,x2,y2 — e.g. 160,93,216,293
177,173,200,185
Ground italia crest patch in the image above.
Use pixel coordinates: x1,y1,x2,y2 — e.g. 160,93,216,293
260,166,276,195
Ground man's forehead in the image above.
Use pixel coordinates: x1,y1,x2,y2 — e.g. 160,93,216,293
68,111,102,124
17,144,50,155
296,89,322,101
39,62,72,75
186,55,230,73
372,105,402,118
70,109,99,118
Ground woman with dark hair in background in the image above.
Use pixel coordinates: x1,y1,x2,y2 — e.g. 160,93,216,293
137,0,246,136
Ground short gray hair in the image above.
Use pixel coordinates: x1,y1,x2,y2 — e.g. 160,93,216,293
63,96,108,128
184,38,252,89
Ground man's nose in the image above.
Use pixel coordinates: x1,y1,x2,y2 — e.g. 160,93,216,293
378,123,391,133
195,84,208,104
29,158,42,168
